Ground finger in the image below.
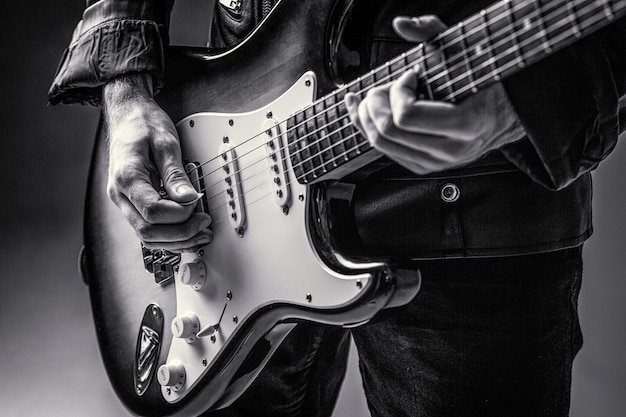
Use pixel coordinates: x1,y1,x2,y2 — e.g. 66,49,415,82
389,68,420,128
142,228,214,253
363,90,465,163
151,131,201,205
344,92,364,134
358,96,385,147
117,194,212,243
392,15,447,43
124,178,197,224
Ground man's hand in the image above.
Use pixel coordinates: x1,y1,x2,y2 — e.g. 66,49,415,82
103,74,212,252
345,15,525,175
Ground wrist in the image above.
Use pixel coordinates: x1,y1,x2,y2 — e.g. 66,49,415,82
103,73,156,124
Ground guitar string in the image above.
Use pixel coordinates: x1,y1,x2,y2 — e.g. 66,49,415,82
186,0,619,225
191,0,614,224
191,0,602,195
185,0,552,181
288,0,618,174
189,0,604,194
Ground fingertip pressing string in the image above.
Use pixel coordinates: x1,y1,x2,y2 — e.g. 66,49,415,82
186,0,610,227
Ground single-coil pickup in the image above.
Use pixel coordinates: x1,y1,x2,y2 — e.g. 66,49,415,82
263,118,290,207
219,143,246,230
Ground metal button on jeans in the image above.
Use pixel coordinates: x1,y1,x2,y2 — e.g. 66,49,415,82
440,183,460,203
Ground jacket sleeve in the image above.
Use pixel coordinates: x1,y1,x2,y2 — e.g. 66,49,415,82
48,0,174,106
500,17,626,191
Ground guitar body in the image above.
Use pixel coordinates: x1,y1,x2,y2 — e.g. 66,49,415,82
84,0,624,414
84,1,420,416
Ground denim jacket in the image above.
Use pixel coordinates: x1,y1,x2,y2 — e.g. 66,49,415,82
49,0,626,259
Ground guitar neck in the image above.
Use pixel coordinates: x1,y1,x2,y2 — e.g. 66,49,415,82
289,0,625,184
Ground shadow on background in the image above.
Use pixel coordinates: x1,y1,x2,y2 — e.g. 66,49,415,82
0,1,623,416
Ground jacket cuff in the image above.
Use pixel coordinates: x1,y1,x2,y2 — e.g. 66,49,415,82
48,0,172,106
499,22,624,191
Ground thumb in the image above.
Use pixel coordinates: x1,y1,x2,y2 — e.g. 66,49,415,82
160,154,201,205
392,15,447,43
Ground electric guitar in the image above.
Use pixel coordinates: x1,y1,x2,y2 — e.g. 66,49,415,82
82,0,625,415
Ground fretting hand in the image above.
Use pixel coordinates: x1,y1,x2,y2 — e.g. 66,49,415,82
103,74,213,253
345,15,525,175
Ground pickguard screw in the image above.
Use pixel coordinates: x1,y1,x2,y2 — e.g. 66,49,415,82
223,136,229,143
306,293,312,302
233,316,239,324
298,194,304,201
198,249,205,256
305,79,311,87
227,291,233,300
210,335,216,343
189,120,194,127
356,280,363,289
266,111,273,118
228,119,234,126
202,358,208,367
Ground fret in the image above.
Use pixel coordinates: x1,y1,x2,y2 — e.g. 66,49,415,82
532,0,553,53
478,9,502,83
566,0,582,38
463,12,492,93
304,105,325,176
457,21,478,94
337,98,359,161
286,112,306,182
315,99,334,171
389,52,408,82
322,93,340,168
444,24,470,100
504,0,526,68
600,0,615,20
332,89,350,162
372,61,390,85
511,0,544,66
429,34,456,102
290,0,626,183
415,44,435,99
539,0,574,43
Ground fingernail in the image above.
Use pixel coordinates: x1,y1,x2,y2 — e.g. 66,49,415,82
176,184,196,195
345,93,355,106
198,236,211,245
178,193,203,206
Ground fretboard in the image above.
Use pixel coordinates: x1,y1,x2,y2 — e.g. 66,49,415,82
288,0,625,184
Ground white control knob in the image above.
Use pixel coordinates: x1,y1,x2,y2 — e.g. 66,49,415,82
171,313,200,341
179,259,207,290
157,361,186,391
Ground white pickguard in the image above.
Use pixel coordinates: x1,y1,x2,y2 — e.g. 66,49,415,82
161,72,376,403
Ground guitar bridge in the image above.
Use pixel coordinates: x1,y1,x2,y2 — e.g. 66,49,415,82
142,246,181,285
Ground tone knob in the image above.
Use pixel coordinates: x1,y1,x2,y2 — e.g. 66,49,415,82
157,361,186,391
171,313,200,341
179,259,207,290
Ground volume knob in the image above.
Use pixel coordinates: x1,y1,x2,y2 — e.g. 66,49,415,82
172,313,200,342
157,361,186,391
179,259,207,290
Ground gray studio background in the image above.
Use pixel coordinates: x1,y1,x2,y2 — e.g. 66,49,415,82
1,1,624,416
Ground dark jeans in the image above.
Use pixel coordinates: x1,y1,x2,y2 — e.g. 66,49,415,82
214,247,584,417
